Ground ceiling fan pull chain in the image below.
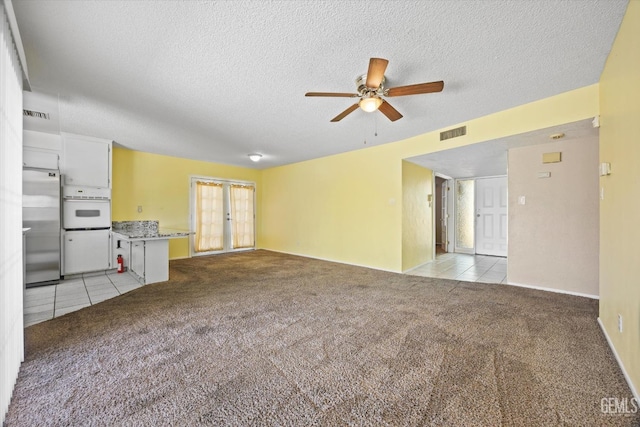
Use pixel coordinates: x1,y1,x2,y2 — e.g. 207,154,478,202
375,114,378,137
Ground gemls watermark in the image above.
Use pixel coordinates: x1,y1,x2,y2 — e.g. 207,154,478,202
601,397,639,415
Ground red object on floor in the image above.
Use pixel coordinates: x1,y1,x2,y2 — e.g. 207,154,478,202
117,254,124,273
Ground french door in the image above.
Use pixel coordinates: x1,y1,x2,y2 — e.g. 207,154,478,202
190,177,255,256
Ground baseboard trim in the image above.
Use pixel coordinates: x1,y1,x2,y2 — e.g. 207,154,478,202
264,249,399,274
504,281,599,300
402,261,434,274
598,318,639,401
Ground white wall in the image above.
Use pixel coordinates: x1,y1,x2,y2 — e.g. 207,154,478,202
0,2,24,422
508,136,599,297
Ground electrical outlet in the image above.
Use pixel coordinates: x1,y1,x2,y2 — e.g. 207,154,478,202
137,205,143,213
618,314,623,333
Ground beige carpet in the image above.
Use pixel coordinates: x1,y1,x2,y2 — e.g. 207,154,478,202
5,250,639,426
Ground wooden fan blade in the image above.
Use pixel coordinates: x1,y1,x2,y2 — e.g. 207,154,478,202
378,100,403,122
330,104,359,122
365,58,389,89
386,80,444,97
305,92,358,98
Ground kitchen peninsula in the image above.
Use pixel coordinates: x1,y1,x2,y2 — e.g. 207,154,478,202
111,221,190,285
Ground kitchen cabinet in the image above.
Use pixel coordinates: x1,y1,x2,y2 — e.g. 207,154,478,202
62,229,111,275
129,239,169,284
23,147,59,169
23,129,63,151
62,133,112,188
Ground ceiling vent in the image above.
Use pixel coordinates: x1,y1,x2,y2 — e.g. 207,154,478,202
440,125,466,141
23,109,50,120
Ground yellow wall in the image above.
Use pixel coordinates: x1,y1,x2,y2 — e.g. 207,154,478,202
599,0,640,396
261,147,403,271
261,84,599,272
402,161,433,271
112,148,262,259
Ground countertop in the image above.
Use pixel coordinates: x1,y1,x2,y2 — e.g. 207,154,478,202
112,229,192,241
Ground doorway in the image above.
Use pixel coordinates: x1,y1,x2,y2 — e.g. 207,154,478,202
434,174,454,254
190,177,256,256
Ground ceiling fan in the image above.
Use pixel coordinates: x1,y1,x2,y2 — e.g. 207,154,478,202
305,58,444,122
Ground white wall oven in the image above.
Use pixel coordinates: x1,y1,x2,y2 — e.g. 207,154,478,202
63,199,111,229
61,185,112,275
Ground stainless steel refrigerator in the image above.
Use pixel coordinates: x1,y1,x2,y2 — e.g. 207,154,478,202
23,168,61,287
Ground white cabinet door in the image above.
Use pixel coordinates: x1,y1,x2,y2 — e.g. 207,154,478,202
130,241,145,279
127,239,169,284
63,230,111,275
143,239,169,284
62,134,111,188
23,148,59,169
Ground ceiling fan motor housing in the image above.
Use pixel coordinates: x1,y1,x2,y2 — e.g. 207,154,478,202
356,73,385,96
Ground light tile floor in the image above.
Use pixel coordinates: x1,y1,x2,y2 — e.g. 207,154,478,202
407,252,508,284
24,270,143,327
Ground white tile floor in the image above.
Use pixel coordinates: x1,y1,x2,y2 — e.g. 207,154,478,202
24,270,143,327
407,252,508,284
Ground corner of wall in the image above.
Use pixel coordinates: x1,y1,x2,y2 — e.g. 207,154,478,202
598,0,640,399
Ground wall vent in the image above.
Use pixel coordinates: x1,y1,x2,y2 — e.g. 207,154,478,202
23,109,50,120
440,125,466,141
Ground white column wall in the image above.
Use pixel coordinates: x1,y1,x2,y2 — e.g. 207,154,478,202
0,1,24,422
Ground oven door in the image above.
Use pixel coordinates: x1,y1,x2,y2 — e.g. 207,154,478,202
63,199,111,229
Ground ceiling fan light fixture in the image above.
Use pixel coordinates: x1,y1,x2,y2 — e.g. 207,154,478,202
359,96,382,113
248,153,262,162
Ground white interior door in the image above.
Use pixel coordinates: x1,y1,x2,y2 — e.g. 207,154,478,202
475,177,508,256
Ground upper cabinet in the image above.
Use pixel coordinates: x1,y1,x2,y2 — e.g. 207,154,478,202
23,130,62,170
62,133,112,188
23,148,59,170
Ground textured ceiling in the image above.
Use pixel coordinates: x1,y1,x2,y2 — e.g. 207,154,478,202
13,0,627,169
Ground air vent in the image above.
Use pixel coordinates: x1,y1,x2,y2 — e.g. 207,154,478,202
440,125,466,141
23,109,50,120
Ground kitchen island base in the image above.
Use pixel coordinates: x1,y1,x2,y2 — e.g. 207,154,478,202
129,239,168,285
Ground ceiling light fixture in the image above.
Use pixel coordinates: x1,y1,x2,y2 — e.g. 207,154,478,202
248,153,262,162
359,96,382,113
